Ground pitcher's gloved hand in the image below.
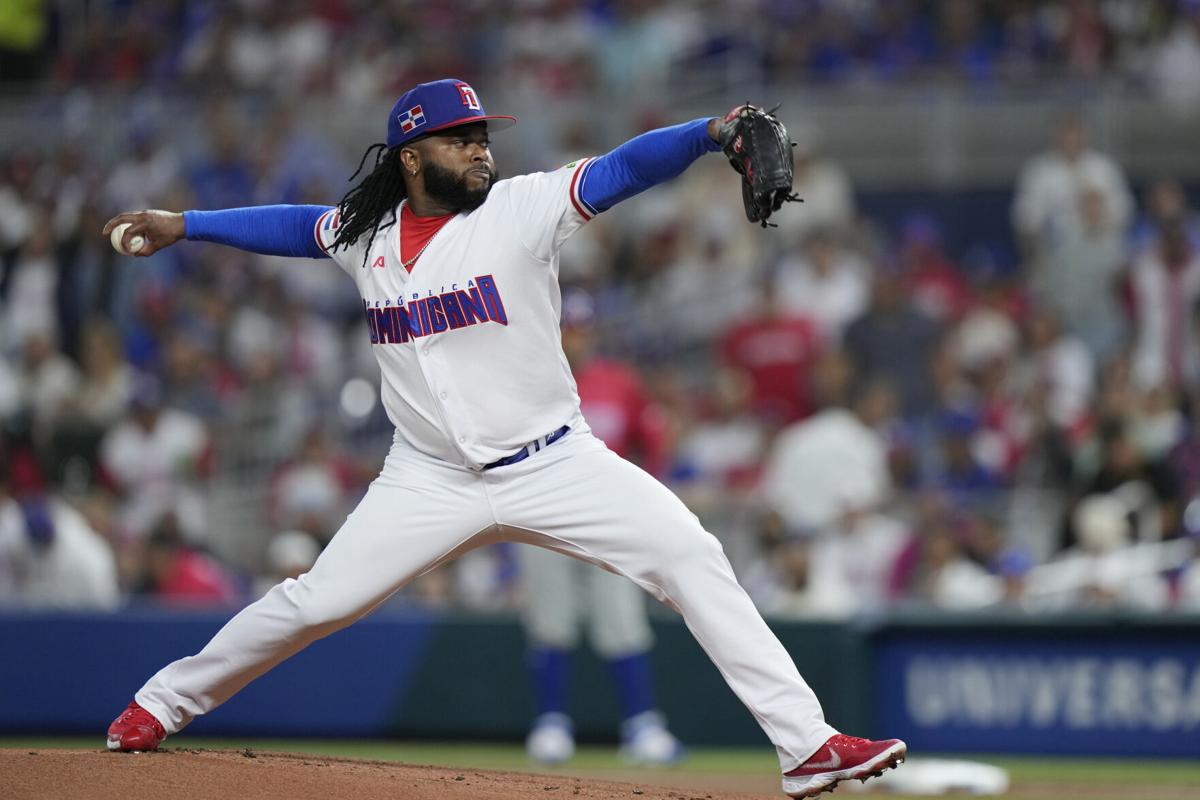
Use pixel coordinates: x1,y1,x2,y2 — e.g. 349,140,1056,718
717,104,801,228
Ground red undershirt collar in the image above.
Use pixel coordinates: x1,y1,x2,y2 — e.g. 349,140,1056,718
399,203,455,273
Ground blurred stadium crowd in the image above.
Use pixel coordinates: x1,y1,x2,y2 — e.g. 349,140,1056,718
4,0,1200,104
2,0,1200,618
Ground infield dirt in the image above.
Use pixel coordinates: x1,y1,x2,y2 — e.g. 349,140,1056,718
2,748,772,800
6,748,1199,800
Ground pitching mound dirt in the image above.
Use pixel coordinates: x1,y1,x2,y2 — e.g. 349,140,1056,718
2,749,772,800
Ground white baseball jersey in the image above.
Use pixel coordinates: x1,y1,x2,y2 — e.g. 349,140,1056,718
313,159,598,469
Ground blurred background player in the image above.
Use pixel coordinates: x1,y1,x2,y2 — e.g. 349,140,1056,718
520,289,683,766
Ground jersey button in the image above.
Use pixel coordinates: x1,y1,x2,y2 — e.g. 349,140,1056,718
439,391,448,400
422,347,430,356
457,436,466,444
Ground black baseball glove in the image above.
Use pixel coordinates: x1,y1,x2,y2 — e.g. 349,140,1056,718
718,103,801,228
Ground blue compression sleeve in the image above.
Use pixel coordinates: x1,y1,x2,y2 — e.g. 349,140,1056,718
578,118,720,214
183,205,332,259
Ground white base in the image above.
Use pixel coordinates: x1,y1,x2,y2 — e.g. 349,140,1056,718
839,758,1010,796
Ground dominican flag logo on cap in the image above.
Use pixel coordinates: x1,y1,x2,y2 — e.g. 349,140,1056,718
386,79,517,148
399,105,426,134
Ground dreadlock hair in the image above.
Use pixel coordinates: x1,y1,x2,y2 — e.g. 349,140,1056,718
330,142,408,270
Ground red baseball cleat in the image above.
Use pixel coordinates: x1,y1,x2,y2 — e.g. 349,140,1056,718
781,733,906,797
106,701,167,752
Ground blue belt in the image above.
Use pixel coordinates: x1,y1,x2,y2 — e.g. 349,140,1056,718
483,425,571,470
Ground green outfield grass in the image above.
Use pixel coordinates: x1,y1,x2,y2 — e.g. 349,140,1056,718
4,737,1199,798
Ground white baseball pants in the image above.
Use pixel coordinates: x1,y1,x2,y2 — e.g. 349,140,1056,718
135,430,837,770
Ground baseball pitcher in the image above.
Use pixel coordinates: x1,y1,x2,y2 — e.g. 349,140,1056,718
103,79,905,798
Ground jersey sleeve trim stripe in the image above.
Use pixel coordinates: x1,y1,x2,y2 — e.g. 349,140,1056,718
577,158,600,217
568,157,597,221
314,208,339,252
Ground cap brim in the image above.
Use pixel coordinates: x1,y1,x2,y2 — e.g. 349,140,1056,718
421,115,518,138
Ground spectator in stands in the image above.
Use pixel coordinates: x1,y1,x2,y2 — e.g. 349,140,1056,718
760,372,894,536
269,425,363,543
159,327,231,421
120,281,174,372
1068,421,1183,550
1094,352,1140,428
223,327,316,466
742,514,856,620
99,373,211,542
1034,185,1128,363
962,512,1036,608
775,229,870,344
1132,178,1200,253
135,513,239,607
275,288,343,391
1129,213,1200,390
779,125,855,247
3,214,58,348
1149,2,1200,112
333,26,400,106
934,0,999,83
812,502,909,617
930,409,1004,501
1130,384,1186,464
675,366,767,493
1018,308,1095,433
0,458,119,609
251,105,347,207
593,1,702,98
1055,494,1169,610
0,148,36,257
1061,0,1115,78
844,265,942,418
55,197,114,361
899,214,973,323
62,318,134,433
951,277,1022,377
104,126,181,213
996,2,1054,83
1012,113,1133,259
13,332,81,451
48,318,135,486
1170,391,1200,500
895,509,1002,610
189,113,255,211
994,547,1035,609
0,493,119,610
272,2,334,97
719,277,823,426
642,219,755,353
253,528,321,599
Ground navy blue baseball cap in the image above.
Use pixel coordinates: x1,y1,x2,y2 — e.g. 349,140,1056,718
386,79,517,149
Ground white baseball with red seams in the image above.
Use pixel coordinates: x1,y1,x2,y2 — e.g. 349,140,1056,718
133,159,841,772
